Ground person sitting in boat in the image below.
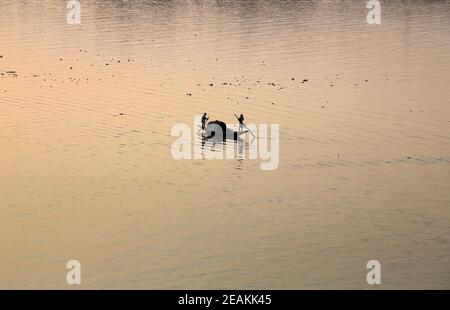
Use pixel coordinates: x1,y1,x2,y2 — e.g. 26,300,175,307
201,113,209,130
238,114,245,132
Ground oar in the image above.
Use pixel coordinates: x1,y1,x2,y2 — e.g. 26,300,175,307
234,114,256,138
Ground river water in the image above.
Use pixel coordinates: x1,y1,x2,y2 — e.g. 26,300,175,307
0,0,449,288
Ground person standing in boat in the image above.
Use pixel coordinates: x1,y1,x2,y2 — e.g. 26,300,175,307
201,113,209,130
238,114,245,132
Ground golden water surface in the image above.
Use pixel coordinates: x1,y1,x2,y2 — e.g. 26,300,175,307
1,0,450,288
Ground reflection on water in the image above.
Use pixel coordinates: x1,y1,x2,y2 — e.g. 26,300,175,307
196,133,247,160
1,0,450,289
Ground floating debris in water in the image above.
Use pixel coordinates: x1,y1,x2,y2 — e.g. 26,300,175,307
2,70,18,77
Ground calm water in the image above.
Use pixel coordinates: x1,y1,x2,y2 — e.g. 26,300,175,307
1,0,450,289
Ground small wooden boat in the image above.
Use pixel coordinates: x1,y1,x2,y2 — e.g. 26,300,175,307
204,120,247,141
